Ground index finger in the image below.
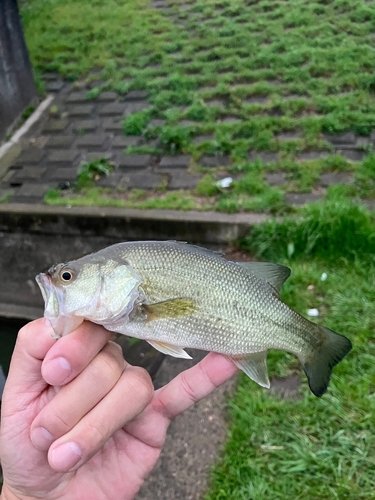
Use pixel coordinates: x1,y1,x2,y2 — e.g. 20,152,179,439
41,321,114,386
152,352,238,420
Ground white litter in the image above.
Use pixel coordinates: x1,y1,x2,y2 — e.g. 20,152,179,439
287,242,295,259
321,272,327,281
216,177,233,188
308,308,319,317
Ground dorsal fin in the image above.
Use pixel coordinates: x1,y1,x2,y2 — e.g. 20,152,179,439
167,241,224,258
237,262,291,294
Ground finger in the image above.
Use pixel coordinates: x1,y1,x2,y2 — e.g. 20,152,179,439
41,321,114,386
30,342,125,451
123,353,237,451
48,366,154,472
152,352,238,420
2,319,57,412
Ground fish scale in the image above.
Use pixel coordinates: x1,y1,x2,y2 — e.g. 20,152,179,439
36,240,352,397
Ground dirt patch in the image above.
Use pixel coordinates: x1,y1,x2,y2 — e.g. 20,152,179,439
270,373,302,400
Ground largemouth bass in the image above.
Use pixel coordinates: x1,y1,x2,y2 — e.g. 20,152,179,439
36,241,352,397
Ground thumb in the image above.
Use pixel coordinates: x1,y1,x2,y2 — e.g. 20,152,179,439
2,318,56,414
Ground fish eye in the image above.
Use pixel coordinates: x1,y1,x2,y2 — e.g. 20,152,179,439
60,269,74,282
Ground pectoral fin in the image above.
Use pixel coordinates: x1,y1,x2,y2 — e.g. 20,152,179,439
147,340,192,359
144,298,195,322
227,351,270,388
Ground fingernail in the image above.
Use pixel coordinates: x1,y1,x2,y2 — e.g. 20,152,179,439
43,357,71,385
31,427,54,450
58,357,71,371
51,442,82,471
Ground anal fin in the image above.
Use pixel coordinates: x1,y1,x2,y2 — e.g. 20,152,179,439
147,340,192,359
227,351,270,388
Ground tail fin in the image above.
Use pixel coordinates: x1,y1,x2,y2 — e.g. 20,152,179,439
302,327,352,397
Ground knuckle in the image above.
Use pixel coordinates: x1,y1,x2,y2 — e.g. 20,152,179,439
72,322,110,353
18,323,32,344
87,419,108,444
198,361,218,390
106,341,123,359
127,367,154,402
180,371,199,404
98,345,124,377
48,410,71,433
73,321,94,343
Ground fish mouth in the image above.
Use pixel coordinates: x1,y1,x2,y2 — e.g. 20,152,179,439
36,272,83,337
35,271,63,319
36,272,53,304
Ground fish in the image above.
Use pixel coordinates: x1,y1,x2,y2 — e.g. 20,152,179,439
35,240,352,397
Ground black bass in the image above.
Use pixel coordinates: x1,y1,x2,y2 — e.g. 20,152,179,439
36,241,352,397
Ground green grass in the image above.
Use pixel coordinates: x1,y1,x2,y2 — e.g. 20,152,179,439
21,0,170,82
21,0,375,151
241,193,375,262
0,191,13,203
205,198,375,499
23,0,375,212
44,187,210,211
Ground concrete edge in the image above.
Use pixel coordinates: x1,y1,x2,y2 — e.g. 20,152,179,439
0,203,268,223
0,95,55,181
0,94,55,159
0,303,43,321
0,203,268,244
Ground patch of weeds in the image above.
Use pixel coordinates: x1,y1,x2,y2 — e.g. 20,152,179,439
44,188,62,203
215,170,286,213
76,158,115,190
0,191,13,203
185,101,211,121
217,187,285,214
284,160,323,193
128,189,146,201
322,154,352,172
33,68,45,95
86,87,101,100
123,110,151,135
22,105,35,121
5,104,37,140
233,172,268,195
354,154,375,198
196,174,220,196
124,145,160,155
159,126,193,153
49,105,59,116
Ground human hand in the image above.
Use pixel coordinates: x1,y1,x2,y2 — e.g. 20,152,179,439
0,319,237,500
